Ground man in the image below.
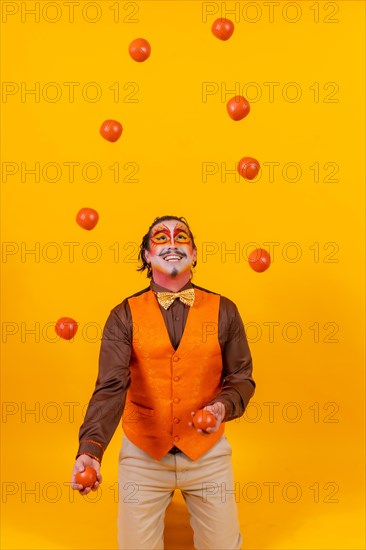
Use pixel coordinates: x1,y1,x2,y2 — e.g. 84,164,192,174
71,215,255,550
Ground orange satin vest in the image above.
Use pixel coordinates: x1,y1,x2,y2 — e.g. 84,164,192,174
122,287,224,460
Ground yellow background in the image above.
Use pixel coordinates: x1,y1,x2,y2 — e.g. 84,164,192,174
1,1,365,548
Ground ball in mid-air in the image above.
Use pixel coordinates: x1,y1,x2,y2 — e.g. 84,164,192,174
128,38,151,62
211,18,235,41
237,157,260,180
248,249,271,272
100,120,123,142
55,318,78,340
76,208,99,231
227,96,250,121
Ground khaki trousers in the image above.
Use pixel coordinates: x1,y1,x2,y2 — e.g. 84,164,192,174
117,434,242,550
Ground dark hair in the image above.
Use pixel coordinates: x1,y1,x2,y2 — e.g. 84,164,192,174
137,215,197,279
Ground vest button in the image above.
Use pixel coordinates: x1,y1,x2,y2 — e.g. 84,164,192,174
173,417,180,424
173,397,180,404
174,435,180,442
172,356,179,362
173,376,180,382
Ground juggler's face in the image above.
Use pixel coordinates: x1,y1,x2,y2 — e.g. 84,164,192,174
144,220,197,279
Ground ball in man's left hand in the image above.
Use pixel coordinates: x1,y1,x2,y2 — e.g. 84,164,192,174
192,410,216,431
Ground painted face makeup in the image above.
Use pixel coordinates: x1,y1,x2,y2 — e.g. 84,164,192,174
144,220,197,281
150,222,192,248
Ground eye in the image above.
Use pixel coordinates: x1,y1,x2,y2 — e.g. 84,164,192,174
175,233,190,242
152,232,169,243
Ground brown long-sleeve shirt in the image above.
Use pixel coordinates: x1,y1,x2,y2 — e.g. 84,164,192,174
77,281,255,463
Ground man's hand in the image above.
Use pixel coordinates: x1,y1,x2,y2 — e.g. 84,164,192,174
70,454,102,496
189,402,226,434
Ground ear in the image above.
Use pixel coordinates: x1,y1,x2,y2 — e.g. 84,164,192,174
192,247,197,263
144,249,151,264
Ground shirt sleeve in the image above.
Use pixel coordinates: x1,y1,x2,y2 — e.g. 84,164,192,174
76,301,132,463
207,296,255,422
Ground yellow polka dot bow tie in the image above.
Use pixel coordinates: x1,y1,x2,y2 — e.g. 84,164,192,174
156,288,195,310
